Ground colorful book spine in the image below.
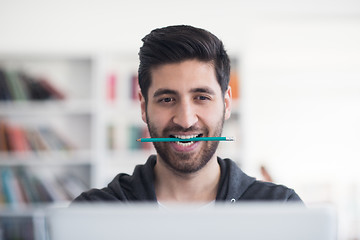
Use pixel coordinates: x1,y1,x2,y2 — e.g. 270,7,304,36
0,121,9,152
128,125,153,150
0,167,89,205
0,67,65,101
0,120,75,153
38,78,65,100
130,74,139,101
0,68,12,100
229,58,240,100
107,73,117,102
1,168,16,204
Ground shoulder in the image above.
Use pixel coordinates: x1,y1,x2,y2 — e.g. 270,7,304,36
72,155,158,203
217,157,302,202
72,187,120,202
72,173,131,202
240,180,302,202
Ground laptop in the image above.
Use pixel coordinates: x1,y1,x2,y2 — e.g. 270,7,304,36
47,203,337,240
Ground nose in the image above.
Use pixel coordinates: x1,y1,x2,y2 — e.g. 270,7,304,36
172,100,198,129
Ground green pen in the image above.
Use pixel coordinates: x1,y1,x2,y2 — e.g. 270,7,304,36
136,137,235,142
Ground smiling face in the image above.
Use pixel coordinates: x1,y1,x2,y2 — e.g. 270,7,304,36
139,59,232,174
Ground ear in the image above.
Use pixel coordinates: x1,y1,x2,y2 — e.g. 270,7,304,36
139,91,147,123
224,86,232,120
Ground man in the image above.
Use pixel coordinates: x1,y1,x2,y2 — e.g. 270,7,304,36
73,25,302,204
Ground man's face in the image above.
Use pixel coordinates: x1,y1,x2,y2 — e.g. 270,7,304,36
139,59,232,174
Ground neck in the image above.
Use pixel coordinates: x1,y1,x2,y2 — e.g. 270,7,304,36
154,155,221,203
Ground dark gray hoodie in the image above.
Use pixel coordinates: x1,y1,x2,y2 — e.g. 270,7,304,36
73,155,302,203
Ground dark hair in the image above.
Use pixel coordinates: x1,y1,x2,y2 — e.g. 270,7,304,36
138,25,231,101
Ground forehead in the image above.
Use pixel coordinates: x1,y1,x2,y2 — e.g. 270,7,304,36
149,60,221,95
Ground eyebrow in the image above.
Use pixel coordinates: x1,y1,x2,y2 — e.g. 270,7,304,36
153,88,177,98
153,87,216,98
190,87,216,95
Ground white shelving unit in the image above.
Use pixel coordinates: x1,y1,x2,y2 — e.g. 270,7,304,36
0,54,96,205
91,54,156,187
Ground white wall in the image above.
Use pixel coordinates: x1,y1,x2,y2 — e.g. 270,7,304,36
1,0,359,51
242,16,360,180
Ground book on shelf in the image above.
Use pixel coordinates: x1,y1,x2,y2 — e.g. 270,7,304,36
24,128,49,152
55,173,88,200
229,70,240,100
5,71,29,101
0,68,12,100
52,128,76,151
229,71,240,99
0,120,75,154
12,170,29,204
6,125,31,153
141,127,152,150
107,124,115,150
229,58,240,100
17,168,39,203
0,67,65,101
0,215,35,240
0,174,5,204
0,167,18,204
107,73,117,102
38,78,65,100
106,124,152,151
130,73,139,101
0,167,88,205
128,125,141,150
128,125,153,150
0,121,9,151
37,126,71,151
20,73,52,100
0,167,30,205
35,170,71,202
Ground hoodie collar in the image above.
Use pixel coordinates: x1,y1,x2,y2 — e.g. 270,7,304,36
129,155,256,202
216,157,256,202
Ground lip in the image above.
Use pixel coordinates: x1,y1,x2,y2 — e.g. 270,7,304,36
169,140,201,152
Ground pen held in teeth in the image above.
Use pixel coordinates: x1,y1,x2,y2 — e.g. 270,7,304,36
136,137,235,142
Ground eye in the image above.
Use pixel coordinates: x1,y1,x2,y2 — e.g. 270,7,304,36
196,95,211,101
159,97,174,103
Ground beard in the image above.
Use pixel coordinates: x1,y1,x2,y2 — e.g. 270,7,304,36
146,110,225,174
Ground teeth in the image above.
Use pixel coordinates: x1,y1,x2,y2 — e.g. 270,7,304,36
175,141,194,146
172,134,200,146
173,134,198,139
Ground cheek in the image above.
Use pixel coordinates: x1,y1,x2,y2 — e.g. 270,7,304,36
146,106,170,127
197,103,224,127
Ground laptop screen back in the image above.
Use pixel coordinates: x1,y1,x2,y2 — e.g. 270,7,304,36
48,203,336,240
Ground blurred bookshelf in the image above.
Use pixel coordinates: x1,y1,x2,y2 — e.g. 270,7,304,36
0,208,47,240
0,53,243,208
0,54,94,207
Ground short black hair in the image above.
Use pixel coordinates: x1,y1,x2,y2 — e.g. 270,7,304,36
138,25,231,102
